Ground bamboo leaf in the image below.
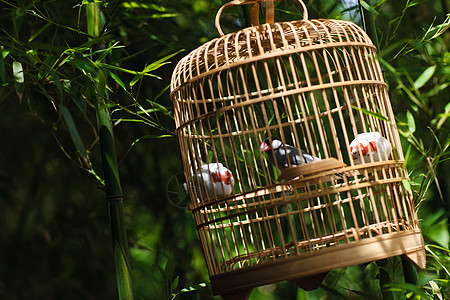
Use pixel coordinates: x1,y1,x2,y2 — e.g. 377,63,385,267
351,105,390,122
0,48,8,83
427,244,450,271
171,277,180,297
154,84,170,101
1,48,10,59
129,49,183,86
436,102,450,130
122,2,169,11
28,22,51,42
172,282,207,298
158,264,169,277
429,280,443,300
402,179,412,194
13,61,24,99
107,70,128,92
82,0,104,4
414,65,437,89
165,258,174,280
13,61,24,83
406,110,416,133
94,41,121,64
359,0,379,15
119,134,172,165
139,13,178,19
146,99,171,116
97,63,139,75
59,104,87,158
97,69,107,97
48,70,64,101
142,49,183,73
407,0,428,8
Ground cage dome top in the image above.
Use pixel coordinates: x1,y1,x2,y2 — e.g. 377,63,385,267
171,0,374,93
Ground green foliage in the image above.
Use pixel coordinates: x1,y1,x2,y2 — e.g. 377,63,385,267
0,0,448,299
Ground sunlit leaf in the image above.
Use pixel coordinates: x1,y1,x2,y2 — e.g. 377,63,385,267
383,283,428,297
428,280,443,300
13,61,24,99
97,63,139,75
128,50,182,86
82,0,103,4
143,49,183,73
129,72,160,86
13,61,24,83
122,2,169,11
107,70,127,92
414,65,437,89
173,282,208,299
137,13,178,19
129,49,184,86
0,48,8,82
407,0,428,8
406,110,416,133
426,245,450,276
1,48,10,59
402,179,412,194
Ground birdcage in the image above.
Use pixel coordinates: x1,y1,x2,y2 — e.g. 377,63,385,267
170,0,425,298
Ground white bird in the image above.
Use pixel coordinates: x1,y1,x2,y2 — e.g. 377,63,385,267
184,163,234,199
349,132,392,164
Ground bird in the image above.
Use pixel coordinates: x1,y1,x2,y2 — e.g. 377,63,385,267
349,132,392,164
184,162,234,199
260,137,321,169
260,137,345,181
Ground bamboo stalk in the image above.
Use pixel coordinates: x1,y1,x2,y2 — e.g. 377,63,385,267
86,2,134,299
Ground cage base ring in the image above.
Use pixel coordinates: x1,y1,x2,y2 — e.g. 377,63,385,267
210,230,425,296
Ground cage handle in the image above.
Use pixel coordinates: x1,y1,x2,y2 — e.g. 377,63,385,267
215,0,308,36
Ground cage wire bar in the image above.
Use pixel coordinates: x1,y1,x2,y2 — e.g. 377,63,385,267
170,0,425,298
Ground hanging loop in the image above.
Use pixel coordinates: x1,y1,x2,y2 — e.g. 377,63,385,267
215,0,308,36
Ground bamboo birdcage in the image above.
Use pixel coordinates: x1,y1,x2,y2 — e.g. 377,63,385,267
170,0,425,298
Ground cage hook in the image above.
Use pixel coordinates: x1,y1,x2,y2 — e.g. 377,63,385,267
215,0,308,36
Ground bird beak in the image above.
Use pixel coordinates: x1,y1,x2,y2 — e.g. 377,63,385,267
260,141,270,152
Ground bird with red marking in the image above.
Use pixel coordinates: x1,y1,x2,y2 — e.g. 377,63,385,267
184,163,234,199
260,137,320,169
260,136,345,179
349,132,392,164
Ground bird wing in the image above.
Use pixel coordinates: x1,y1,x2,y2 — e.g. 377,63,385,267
287,146,320,166
300,150,320,164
